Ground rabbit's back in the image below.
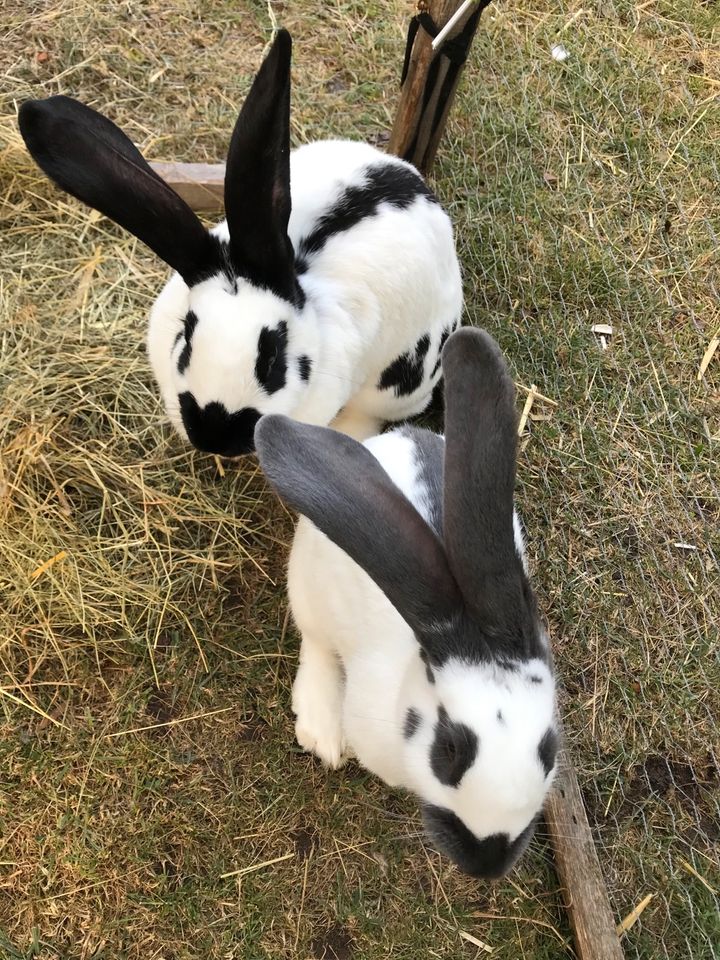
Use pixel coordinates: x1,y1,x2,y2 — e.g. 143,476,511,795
288,426,444,660
288,143,463,422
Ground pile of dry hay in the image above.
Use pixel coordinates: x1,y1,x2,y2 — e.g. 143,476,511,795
1,115,284,729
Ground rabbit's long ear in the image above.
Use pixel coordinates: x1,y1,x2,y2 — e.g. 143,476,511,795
18,96,219,285
255,416,463,638
224,29,296,301
441,328,525,606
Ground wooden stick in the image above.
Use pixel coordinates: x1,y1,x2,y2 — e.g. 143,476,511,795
545,750,625,960
388,0,491,174
150,161,225,212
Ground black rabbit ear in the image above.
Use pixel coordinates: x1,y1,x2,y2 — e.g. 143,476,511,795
18,96,220,285
224,29,296,301
255,415,463,640
441,329,525,605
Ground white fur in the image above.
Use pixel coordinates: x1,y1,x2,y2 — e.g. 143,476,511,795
147,141,462,444
286,428,557,845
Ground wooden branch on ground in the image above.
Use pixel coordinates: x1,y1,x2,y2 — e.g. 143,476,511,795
545,750,625,960
150,161,225,212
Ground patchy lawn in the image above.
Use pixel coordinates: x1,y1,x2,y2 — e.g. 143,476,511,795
1,1,718,957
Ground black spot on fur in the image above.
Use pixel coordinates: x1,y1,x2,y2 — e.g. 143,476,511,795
496,709,504,724
298,354,312,382
530,675,543,684
495,660,519,673
422,806,536,879
404,707,421,739
293,280,306,310
177,310,199,373
420,648,435,684
297,162,437,264
378,334,431,397
538,728,558,777
430,325,454,378
255,321,288,394
430,706,478,788
178,393,260,457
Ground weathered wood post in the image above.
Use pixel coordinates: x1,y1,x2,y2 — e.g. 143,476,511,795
545,751,626,960
388,0,493,174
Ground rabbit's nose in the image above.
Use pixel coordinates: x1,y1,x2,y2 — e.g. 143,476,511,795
178,392,260,456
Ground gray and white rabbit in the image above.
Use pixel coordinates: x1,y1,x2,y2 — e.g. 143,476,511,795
19,30,462,455
255,328,558,879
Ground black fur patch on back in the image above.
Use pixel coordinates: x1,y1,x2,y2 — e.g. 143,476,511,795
177,310,199,373
297,162,438,263
537,728,558,777
256,320,288,394
430,705,478,788
378,334,431,397
404,707,421,739
430,325,454,379
298,354,312,382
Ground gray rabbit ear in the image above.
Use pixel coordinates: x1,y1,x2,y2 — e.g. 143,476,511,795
255,416,463,638
441,329,524,606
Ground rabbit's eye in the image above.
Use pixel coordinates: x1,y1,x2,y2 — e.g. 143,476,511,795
255,321,289,394
430,706,478,788
256,345,278,383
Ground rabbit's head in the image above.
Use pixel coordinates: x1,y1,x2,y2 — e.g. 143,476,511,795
397,634,556,879
256,328,558,878
19,31,310,456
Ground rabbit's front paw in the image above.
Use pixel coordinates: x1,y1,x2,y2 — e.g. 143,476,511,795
292,661,348,769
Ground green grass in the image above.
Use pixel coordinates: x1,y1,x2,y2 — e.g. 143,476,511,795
1,0,718,957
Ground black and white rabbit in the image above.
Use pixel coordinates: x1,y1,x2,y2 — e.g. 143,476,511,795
18,30,462,456
255,328,558,879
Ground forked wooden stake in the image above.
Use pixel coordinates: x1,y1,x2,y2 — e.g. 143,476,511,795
545,748,625,960
388,0,492,173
